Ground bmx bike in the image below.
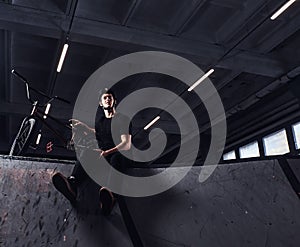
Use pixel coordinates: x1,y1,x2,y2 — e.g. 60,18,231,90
9,70,74,156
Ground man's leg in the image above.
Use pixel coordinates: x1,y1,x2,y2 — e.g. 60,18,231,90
99,152,131,215
52,160,88,204
70,160,89,183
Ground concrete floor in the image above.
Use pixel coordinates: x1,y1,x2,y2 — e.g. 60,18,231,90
0,156,299,246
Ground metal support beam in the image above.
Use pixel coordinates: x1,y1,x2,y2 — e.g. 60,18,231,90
121,0,142,26
174,0,207,36
277,158,300,199
71,17,285,77
286,125,297,154
0,3,65,38
258,8,300,52
148,77,300,164
216,0,268,43
226,102,300,150
0,3,286,78
210,0,244,9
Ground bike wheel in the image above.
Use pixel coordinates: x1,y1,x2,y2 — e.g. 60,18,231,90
9,117,36,156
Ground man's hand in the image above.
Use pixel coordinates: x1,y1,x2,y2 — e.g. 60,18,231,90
100,150,109,157
70,119,85,129
93,148,108,157
70,119,92,136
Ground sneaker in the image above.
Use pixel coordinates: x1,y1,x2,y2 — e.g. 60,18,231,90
52,173,77,204
99,187,115,215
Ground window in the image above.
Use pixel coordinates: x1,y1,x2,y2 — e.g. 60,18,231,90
263,129,290,156
292,122,300,150
239,141,260,159
223,150,236,160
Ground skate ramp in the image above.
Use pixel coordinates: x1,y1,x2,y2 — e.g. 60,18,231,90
1,156,300,246
126,159,300,247
0,156,133,247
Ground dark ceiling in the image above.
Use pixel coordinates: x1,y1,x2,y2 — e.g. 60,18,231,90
0,0,300,163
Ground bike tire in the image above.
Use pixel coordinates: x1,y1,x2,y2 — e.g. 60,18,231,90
9,117,36,156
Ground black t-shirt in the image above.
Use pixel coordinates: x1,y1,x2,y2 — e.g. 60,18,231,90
95,108,132,150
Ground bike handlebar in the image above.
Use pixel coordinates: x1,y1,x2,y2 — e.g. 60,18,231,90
11,69,70,105
11,69,28,83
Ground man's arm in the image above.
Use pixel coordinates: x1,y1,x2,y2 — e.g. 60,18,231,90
101,134,131,157
70,119,95,134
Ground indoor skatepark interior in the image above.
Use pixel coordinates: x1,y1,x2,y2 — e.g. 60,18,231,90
1,0,300,246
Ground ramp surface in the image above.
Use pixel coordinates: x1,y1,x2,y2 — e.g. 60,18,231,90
126,160,300,247
0,156,133,247
1,157,300,246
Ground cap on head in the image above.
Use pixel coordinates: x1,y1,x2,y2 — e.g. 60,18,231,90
98,88,116,101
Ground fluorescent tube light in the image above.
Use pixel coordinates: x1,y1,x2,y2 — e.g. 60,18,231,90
188,69,214,92
270,0,296,20
57,43,69,72
144,116,160,130
36,133,42,145
43,103,51,119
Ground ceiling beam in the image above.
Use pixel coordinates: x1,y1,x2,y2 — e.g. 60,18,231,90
65,0,73,15
51,0,69,14
215,70,241,90
210,0,244,9
180,66,300,123
227,98,299,142
257,12,300,53
146,66,300,162
225,102,300,151
148,94,300,166
173,0,207,36
0,3,285,78
0,3,65,38
215,0,268,43
71,17,285,77
121,0,142,26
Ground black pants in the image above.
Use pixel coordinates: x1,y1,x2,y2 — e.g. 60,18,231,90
71,151,131,186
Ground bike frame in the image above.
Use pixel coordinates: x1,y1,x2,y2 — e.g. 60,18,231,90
9,70,73,156
31,105,72,148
